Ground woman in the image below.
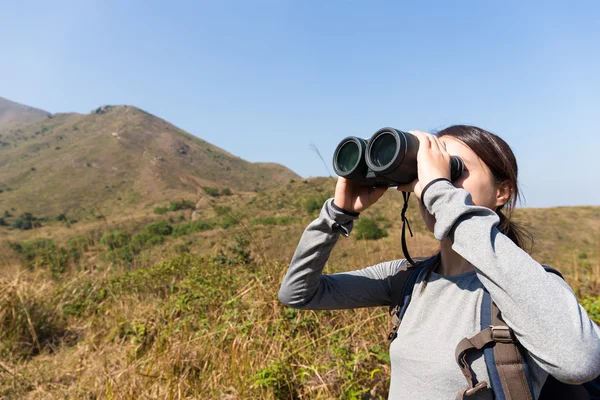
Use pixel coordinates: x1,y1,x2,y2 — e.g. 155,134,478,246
278,125,600,399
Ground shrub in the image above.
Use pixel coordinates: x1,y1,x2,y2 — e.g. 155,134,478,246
4,210,12,218
303,195,329,214
68,236,93,261
107,245,134,265
153,207,168,215
220,215,239,229
354,218,388,240
252,216,293,225
214,205,232,216
8,238,70,276
100,229,130,250
221,188,232,196
11,212,41,230
145,221,173,236
0,217,7,226
168,199,195,212
202,187,220,197
130,232,153,253
57,213,67,221
581,296,600,324
172,220,215,237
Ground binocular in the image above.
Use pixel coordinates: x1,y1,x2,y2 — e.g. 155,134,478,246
332,127,464,187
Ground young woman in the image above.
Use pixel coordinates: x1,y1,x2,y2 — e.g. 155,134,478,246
278,125,600,399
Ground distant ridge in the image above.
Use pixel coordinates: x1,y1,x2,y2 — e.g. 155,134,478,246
0,97,52,129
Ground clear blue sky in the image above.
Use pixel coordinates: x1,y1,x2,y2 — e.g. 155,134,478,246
1,0,598,207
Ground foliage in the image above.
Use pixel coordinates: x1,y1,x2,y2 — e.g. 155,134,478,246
213,205,232,216
581,296,600,324
8,238,70,276
11,212,42,230
354,218,388,240
202,186,220,197
168,199,195,212
145,221,173,236
171,220,215,237
302,194,329,214
221,187,232,196
252,216,294,226
153,207,168,215
100,229,130,250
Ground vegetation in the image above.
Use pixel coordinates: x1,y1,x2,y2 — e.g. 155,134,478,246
11,212,42,230
0,178,598,399
203,186,221,197
354,218,388,240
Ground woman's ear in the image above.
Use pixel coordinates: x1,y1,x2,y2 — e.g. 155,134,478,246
495,180,511,208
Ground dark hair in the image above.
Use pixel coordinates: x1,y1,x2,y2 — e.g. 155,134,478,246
422,125,533,280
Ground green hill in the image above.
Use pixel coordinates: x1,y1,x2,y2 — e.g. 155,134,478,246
0,102,300,221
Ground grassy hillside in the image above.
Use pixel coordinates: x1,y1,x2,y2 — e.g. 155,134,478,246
0,177,598,399
0,97,51,129
0,104,300,222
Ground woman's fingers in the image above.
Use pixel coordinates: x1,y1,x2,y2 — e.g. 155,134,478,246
409,130,431,149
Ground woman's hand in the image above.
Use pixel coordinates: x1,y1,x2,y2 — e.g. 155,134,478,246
333,176,388,213
395,130,452,201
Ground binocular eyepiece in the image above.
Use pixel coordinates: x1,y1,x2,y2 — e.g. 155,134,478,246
332,127,464,187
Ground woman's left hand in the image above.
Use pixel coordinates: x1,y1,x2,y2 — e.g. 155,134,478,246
395,130,452,201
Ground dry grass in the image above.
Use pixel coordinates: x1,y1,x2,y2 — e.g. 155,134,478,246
0,178,598,399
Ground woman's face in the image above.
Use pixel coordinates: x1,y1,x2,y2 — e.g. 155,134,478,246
419,135,509,233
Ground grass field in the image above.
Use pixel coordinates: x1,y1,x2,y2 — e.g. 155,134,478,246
1,177,598,399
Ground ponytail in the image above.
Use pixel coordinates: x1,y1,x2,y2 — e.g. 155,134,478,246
496,208,534,254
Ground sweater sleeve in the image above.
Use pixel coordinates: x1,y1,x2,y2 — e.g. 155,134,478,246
278,197,404,310
422,179,600,384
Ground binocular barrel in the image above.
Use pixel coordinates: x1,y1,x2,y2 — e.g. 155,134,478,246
332,127,464,187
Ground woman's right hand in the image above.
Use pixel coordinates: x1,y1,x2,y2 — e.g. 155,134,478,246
333,176,389,214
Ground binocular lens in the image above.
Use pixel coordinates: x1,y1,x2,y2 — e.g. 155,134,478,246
336,141,360,173
369,133,397,167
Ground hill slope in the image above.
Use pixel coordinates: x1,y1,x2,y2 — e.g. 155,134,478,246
0,103,300,220
0,97,52,129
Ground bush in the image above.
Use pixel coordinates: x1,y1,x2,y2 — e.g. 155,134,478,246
168,199,195,212
100,229,130,250
172,220,215,237
214,205,232,216
0,217,7,226
130,232,153,253
221,188,232,196
57,213,67,221
202,187,220,197
68,236,93,261
11,212,41,230
581,296,600,324
303,195,329,214
220,215,239,229
153,207,168,215
145,221,173,236
8,238,70,276
354,218,388,240
252,216,293,225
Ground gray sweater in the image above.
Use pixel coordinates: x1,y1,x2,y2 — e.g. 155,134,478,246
278,179,600,400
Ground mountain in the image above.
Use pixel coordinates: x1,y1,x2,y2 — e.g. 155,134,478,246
0,97,52,129
0,102,300,220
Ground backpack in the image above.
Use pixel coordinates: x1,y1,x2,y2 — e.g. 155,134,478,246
387,255,600,400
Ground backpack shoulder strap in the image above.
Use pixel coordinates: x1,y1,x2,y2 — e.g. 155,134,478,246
454,266,567,400
387,254,437,342
454,289,532,400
